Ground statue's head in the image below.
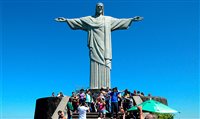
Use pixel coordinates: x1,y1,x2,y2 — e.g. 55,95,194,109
95,2,104,16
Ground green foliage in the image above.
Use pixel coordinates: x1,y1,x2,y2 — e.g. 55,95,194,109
156,113,174,119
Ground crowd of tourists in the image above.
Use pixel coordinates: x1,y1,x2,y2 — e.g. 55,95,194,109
57,87,153,119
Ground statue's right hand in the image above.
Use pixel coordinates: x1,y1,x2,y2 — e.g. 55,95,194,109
55,17,66,22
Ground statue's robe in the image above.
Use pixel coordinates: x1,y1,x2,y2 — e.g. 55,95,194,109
66,16,133,89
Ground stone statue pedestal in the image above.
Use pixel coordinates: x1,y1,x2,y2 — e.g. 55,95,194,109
89,89,105,93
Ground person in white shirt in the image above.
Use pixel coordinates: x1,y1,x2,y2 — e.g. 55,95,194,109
78,102,90,119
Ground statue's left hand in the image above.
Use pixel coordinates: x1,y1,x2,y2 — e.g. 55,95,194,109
55,17,67,22
133,16,143,21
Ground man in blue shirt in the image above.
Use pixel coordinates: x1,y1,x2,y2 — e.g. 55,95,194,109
110,87,121,119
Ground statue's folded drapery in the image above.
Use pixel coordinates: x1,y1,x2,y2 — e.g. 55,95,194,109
66,16,133,89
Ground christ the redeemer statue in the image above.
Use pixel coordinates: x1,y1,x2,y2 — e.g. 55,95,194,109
55,3,143,89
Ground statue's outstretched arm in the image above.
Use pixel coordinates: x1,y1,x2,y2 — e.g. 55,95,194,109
55,17,67,22
132,16,144,21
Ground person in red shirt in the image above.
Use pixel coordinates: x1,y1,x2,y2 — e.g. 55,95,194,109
97,98,107,119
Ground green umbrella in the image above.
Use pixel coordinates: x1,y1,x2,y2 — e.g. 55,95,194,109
127,106,138,111
128,99,178,113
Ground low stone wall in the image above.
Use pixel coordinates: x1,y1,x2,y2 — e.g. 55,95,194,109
140,96,168,105
34,97,62,119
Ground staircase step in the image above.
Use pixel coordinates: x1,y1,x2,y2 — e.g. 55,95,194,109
72,112,124,119
72,112,99,118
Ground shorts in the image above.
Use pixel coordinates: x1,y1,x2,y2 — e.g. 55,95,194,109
99,109,107,115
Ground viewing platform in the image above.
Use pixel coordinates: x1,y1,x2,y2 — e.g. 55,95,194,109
34,95,168,119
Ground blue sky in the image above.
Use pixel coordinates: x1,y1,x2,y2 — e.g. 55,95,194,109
1,0,199,118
